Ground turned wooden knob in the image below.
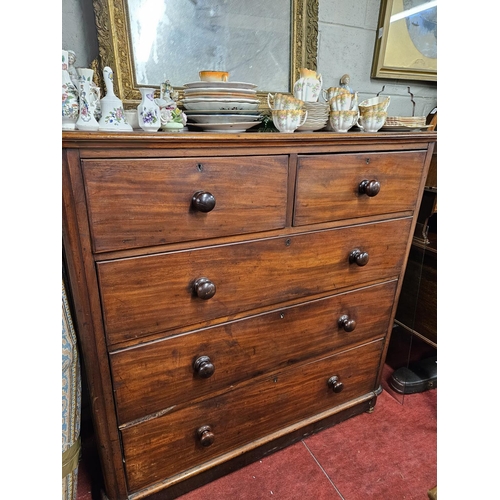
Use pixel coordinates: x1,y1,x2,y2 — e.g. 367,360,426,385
338,314,356,332
358,179,380,197
197,425,215,446
193,356,215,378
193,277,216,300
192,191,216,212
349,249,369,267
327,376,344,393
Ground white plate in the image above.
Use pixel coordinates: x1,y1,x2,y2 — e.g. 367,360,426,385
379,125,433,132
188,121,261,133
183,101,260,111
182,97,260,103
184,109,262,115
184,81,258,90
187,114,262,124
184,87,257,96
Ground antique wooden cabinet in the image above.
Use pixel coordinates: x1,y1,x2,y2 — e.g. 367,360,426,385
62,131,436,500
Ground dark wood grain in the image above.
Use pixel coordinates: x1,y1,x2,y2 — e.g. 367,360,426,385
62,131,436,500
98,218,411,345
83,156,288,253
294,151,426,226
110,281,397,424
120,340,384,493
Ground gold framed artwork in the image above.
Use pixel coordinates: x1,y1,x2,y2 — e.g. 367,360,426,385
371,0,437,82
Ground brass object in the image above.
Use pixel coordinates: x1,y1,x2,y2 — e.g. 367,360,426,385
92,0,319,108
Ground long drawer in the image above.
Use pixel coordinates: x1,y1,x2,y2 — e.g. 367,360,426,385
294,151,426,226
98,218,411,346
82,156,288,253
120,339,384,492
110,281,397,424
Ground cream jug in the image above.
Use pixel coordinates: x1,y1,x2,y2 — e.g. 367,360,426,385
293,68,323,102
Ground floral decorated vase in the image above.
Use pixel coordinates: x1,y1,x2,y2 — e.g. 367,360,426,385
76,67,101,122
76,79,99,131
62,50,79,130
137,88,161,132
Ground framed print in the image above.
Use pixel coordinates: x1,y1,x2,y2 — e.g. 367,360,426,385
372,0,437,81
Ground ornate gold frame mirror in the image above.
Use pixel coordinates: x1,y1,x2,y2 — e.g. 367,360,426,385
92,0,318,108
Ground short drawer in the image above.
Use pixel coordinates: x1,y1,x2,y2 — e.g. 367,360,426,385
98,217,411,345
82,156,288,252
294,151,426,226
110,280,397,424
120,339,383,493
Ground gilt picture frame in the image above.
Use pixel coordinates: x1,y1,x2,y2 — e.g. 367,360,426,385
371,0,437,82
92,0,319,108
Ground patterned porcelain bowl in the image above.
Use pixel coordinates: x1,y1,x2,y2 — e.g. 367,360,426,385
358,96,391,113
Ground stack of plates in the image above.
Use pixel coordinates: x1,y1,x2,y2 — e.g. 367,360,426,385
181,81,262,133
382,116,432,131
296,101,329,132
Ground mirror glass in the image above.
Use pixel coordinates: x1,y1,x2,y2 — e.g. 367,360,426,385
128,0,291,91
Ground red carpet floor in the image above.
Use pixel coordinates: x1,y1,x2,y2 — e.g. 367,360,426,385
77,369,437,500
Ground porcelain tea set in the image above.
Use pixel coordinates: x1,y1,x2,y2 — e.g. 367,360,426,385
267,69,391,133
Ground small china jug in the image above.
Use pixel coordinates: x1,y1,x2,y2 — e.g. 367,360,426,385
293,68,323,103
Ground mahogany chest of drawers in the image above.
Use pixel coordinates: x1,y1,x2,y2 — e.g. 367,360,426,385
62,131,436,500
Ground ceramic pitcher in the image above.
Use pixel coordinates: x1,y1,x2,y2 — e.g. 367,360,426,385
293,68,323,102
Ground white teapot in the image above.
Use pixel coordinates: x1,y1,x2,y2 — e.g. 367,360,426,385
293,68,323,102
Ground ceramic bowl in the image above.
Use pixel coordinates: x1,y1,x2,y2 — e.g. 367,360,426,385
199,70,229,82
357,111,387,132
272,109,308,133
329,110,359,133
329,92,358,112
358,96,391,113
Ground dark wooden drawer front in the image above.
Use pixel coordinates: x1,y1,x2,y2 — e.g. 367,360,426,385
294,151,426,226
110,281,397,424
82,156,288,252
120,339,383,492
98,218,411,345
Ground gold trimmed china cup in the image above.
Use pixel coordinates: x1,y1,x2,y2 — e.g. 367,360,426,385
322,86,349,102
357,111,387,132
329,110,359,133
272,109,308,133
268,93,304,111
329,92,358,112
